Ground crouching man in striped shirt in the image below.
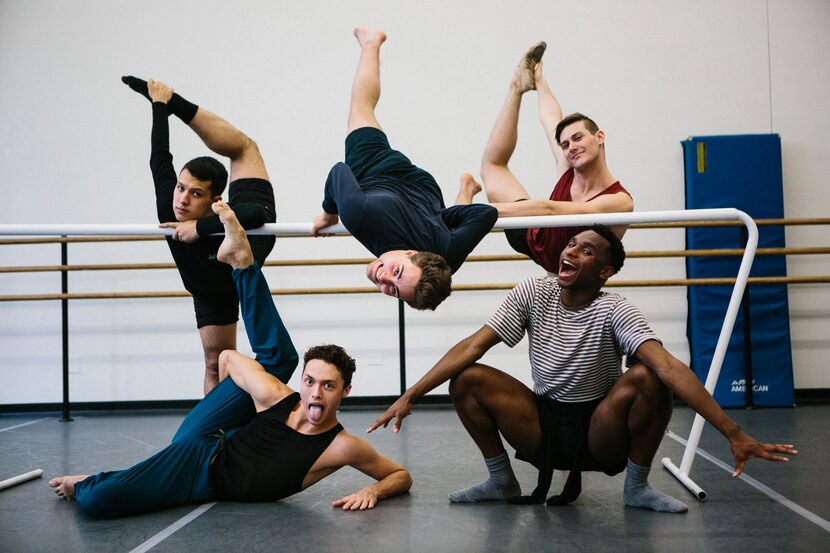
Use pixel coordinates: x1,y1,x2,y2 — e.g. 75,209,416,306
368,224,796,512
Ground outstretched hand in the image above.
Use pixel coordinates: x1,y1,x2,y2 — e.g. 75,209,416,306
332,489,379,511
312,212,339,236
729,430,797,477
367,394,413,434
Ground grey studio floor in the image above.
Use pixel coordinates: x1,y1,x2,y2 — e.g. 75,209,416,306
1,404,828,553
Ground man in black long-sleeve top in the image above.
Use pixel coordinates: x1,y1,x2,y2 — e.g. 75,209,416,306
123,76,276,394
312,28,498,311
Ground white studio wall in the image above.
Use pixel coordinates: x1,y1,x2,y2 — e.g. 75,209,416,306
1,0,828,404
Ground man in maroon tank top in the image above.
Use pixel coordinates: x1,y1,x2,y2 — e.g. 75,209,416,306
456,42,633,273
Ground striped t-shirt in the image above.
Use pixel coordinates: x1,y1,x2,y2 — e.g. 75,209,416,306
486,276,659,402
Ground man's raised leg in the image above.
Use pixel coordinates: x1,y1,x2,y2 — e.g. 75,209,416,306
589,364,688,513
169,83,274,267
215,201,298,382
123,76,267,182
348,27,387,133
188,108,269,182
479,42,546,203
175,201,296,442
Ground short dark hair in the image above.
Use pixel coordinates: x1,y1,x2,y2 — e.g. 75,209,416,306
182,156,228,197
303,344,356,388
555,113,600,144
590,224,625,274
407,252,452,311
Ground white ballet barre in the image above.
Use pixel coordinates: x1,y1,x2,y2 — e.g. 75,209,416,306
2,208,746,237
0,208,759,500
0,469,44,491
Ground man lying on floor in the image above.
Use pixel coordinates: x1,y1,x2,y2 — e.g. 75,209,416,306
49,202,411,518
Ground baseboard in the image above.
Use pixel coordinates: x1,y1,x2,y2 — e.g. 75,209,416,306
0,394,454,415
2,390,827,416
793,388,830,403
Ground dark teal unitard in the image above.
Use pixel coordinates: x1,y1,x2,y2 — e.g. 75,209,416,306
73,263,298,518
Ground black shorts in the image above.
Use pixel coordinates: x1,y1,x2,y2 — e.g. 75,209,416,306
503,199,533,257
505,228,533,257
518,395,624,476
344,127,443,202
193,291,239,329
228,177,276,264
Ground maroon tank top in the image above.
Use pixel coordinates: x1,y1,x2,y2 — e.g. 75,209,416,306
526,168,630,272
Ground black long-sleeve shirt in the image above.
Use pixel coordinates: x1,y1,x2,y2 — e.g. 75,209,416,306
322,163,498,273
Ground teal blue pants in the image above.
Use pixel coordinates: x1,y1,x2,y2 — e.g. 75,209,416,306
74,264,298,518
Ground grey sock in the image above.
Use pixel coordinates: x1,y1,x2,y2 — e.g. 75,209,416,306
623,459,688,513
449,451,521,503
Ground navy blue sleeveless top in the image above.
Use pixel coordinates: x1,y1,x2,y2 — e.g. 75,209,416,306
211,392,343,502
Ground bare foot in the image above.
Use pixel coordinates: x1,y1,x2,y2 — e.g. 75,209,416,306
213,201,255,269
354,27,387,48
455,173,483,205
512,41,547,93
48,475,88,499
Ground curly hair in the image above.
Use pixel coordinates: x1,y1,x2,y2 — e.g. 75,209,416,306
303,344,356,388
407,252,452,311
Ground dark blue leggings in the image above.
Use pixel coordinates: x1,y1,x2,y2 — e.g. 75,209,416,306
74,264,298,518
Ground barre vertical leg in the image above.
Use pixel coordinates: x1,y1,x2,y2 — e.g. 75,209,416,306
741,288,754,409
60,239,73,422
664,211,759,499
398,299,406,395
740,227,754,409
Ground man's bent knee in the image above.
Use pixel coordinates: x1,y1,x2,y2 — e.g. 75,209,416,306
241,136,261,160
449,363,493,398
626,364,670,396
202,337,230,366
619,364,673,418
203,348,221,372
479,160,506,183
217,349,235,380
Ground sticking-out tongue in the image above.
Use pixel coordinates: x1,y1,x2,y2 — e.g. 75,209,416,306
308,404,324,422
